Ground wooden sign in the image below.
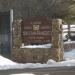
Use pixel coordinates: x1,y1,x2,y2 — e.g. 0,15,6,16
21,17,52,45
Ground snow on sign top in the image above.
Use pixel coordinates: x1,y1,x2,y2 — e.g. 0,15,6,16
20,43,52,48
21,17,52,45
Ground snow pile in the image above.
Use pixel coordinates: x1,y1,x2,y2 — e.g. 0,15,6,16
47,59,56,64
20,43,52,48
0,55,17,66
0,49,75,70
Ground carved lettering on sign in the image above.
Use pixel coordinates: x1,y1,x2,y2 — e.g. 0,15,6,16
21,17,52,45
22,31,51,36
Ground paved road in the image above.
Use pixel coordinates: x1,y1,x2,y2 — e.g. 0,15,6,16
0,66,75,75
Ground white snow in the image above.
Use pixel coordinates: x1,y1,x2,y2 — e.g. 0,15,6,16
1,26,75,70
0,55,17,66
20,43,52,48
0,48,75,70
47,59,56,64
64,40,75,44
62,25,68,29
11,73,35,75
64,49,75,60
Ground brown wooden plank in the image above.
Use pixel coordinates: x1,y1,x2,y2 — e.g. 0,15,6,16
21,17,52,44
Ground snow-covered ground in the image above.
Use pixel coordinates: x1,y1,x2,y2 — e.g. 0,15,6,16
64,40,75,44
64,49,75,59
0,25,75,70
0,48,75,70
